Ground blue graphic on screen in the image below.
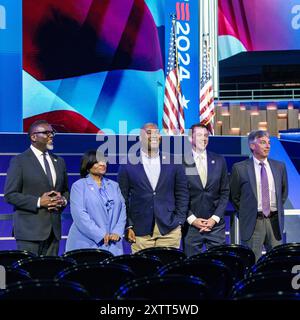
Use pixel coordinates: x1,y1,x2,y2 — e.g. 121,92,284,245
22,0,166,133
0,0,22,132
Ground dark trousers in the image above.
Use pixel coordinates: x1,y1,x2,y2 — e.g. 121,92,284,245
242,215,282,262
16,229,59,256
183,222,226,257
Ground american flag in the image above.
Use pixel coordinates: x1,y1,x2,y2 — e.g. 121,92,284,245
199,38,215,135
162,14,185,135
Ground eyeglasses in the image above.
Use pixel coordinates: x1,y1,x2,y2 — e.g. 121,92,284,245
33,130,56,136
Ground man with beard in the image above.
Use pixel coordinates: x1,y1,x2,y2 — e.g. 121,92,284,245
4,120,69,256
118,123,189,253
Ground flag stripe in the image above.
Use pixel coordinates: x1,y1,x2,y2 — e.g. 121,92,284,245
186,4,190,21
163,16,185,135
181,3,185,21
199,39,214,134
176,3,181,20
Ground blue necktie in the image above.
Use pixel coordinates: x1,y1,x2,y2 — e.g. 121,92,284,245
43,152,54,188
260,162,270,217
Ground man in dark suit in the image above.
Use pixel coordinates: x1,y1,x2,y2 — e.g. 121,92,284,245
183,123,229,257
230,130,288,261
4,120,69,256
118,123,189,253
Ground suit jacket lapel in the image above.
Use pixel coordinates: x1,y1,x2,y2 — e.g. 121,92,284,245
136,153,153,191
27,148,51,187
184,152,204,188
156,153,168,191
268,159,280,200
206,152,214,187
247,158,258,200
49,154,59,188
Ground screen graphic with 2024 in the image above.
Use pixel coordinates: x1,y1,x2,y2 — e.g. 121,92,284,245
21,0,300,133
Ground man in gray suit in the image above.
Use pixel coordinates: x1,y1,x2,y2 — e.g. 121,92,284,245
4,120,69,256
230,130,288,261
183,123,229,257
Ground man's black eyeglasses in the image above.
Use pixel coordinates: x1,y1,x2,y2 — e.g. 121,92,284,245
33,130,56,136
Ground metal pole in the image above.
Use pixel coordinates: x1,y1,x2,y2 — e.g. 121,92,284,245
234,213,240,244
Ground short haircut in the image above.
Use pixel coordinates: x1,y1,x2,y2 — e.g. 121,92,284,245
248,130,269,145
80,150,107,178
28,119,50,136
140,122,158,136
140,122,158,130
188,123,209,138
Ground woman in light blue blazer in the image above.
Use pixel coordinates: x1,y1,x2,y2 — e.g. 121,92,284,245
66,150,126,255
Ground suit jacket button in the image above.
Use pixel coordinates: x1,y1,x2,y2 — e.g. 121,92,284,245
153,192,156,195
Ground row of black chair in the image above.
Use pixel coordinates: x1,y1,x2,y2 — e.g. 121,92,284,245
1,243,299,300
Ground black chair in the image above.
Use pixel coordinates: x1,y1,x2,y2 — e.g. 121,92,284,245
208,244,256,270
233,292,300,300
271,242,300,252
188,251,246,282
103,254,163,277
0,279,90,300
114,274,209,300
248,256,300,276
136,247,186,265
63,248,114,264
231,271,296,298
0,250,36,267
4,267,31,285
257,249,300,265
158,259,233,299
56,263,135,299
12,256,76,279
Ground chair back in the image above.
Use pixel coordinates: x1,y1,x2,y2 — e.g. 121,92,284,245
189,251,246,282
0,279,90,300
115,274,209,300
0,250,36,267
12,256,76,279
248,256,300,276
103,254,163,277
208,244,255,269
63,248,113,264
4,267,31,286
231,271,296,298
56,263,135,299
158,259,233,299
136,247,186,265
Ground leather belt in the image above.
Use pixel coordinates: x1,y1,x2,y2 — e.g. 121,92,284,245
257,211,278,219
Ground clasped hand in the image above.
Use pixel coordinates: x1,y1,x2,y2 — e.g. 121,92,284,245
192,217,216,232
40,191,65,211
104,233,121,245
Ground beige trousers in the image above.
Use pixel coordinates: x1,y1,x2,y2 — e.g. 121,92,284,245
131,223,182,253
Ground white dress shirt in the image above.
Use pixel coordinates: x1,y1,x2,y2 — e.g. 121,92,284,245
253,156,277,212
30,145,57,207
187,149,220,225
141,150,161,190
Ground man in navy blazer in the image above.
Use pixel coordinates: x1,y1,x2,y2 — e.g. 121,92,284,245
230,130,288,261
183,123,229,256
118,123,189,253
4,120,69,256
